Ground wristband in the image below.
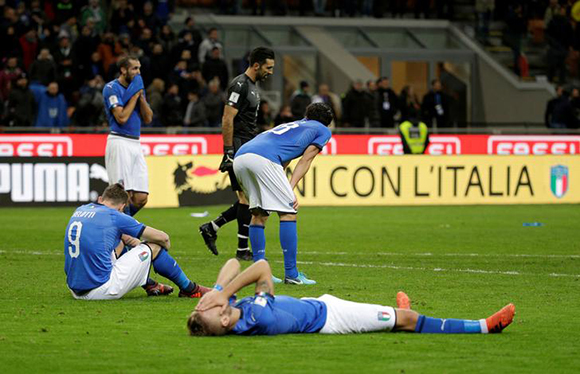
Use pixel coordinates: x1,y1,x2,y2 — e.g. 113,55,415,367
213,284,223,291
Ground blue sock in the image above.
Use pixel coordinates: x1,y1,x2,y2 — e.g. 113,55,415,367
280,221,298,278
152,249,195,292
128,204,140,217
415,315,485,334
250,225,266,261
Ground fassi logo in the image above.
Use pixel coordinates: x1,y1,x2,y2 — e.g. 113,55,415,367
140,136,208,156
367,136,461,155
0,136,73,157
488,136,580,155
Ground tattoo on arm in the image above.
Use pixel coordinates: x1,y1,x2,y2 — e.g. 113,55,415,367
255,279,272,295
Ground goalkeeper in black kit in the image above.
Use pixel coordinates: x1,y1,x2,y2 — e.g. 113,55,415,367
199,47,276,261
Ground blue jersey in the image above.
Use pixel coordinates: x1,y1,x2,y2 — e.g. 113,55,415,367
231,293,327,335
102,79,143,138
235,119,332,165
64,203,145,293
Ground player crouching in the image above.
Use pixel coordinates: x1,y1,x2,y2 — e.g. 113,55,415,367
188,259,515,336
64,184,210,300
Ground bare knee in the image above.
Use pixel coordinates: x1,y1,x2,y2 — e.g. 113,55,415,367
236,191,248,205
148,243,162,259
130,192,148,209
394,309,419,332
251,211,268,226
279,213,297,222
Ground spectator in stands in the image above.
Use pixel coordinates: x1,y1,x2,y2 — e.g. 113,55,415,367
257,100,274,131
172,30,198,67
314,0,327,16
74,25,101,82
546,6,573,83
19,28,38,71
87,51,105,80
154,0,175,25
475,0,494,45
150,43,170,82
0,25,22,59
146,78,166,127
159,24,177,55
80,0,106,35
34,81,69,128
290,80,312,119
312,83,342,122
142,1,163,34
544,0,560,29
161,83,183,126
377,76,398,127
550,88,579,129
110,0,135,34
342,80,367,127
275,104,294,125
6,73,36,127
203,78,225,127
399,85,422,122
60,14,79,43
73,75,105,127
202,47,229,90
570,87,580,118
365,79,380,127
178,16,202,54
54,0,77,27
97,32,123,77
28,48,57,86
184,91,207,127
53,33,76,101
198,28,223,65
504,3,527,77
180,49,198,71
0,56,23,102
421,79,451,128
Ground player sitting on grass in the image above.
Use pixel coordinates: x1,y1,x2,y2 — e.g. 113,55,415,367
64,183,211,300
188,258,515,336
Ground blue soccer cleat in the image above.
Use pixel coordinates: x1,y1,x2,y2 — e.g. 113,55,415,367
272,275,283,284
284,272,316,285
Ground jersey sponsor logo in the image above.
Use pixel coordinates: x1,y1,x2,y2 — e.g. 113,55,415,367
0,162,90,202
367,136,461,155
229,92,240,104
550,165,569,198
140,137,208,156
377,311,391,321
0,135,74,157
109,95,119,106
487,136,580,155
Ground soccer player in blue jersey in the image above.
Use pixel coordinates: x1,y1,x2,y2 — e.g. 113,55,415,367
232,102,333,285
188,259,515,336
102,55,171,296
102,55,152,217
64,184,210,300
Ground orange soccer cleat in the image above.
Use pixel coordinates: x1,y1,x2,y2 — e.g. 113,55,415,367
396,291,411,310
145,281,174,296
178,284,212,298
485,303,516,333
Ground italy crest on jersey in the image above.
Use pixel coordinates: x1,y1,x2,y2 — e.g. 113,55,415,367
550,165,568,198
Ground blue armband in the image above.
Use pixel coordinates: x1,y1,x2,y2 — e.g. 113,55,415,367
213,284,223,291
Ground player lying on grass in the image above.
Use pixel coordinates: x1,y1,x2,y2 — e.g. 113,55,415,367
188,259,515,336
64,183,211,300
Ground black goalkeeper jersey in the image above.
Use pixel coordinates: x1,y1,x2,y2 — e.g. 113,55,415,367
226,73,261,142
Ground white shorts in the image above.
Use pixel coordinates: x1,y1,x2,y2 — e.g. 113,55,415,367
233,153,297,214
105,134,149,193
313,294,396,334
70,244,152,300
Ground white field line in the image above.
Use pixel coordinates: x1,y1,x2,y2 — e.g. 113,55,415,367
300,251,580,259
276,260,580,278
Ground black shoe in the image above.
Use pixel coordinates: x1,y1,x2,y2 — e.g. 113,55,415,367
199,222,218,255
236,249,253,261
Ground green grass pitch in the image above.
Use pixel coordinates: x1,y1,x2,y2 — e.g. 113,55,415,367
1,205,579,373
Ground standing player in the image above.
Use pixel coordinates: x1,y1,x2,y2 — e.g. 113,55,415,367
64,184,211,300
102,55,171,296
199,47,275,261
189,258,515,336
233,103,333,284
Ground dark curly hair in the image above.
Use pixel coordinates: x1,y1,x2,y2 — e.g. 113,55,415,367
305,102,333,127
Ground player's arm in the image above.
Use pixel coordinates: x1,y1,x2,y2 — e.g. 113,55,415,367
138,92,153,124
141,226,171,250
218,104,239,172
213,258,242,289
196,260,274,312
111,91,141,125
289,145,321,189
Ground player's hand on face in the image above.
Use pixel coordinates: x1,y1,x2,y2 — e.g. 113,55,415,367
196,289,228,313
